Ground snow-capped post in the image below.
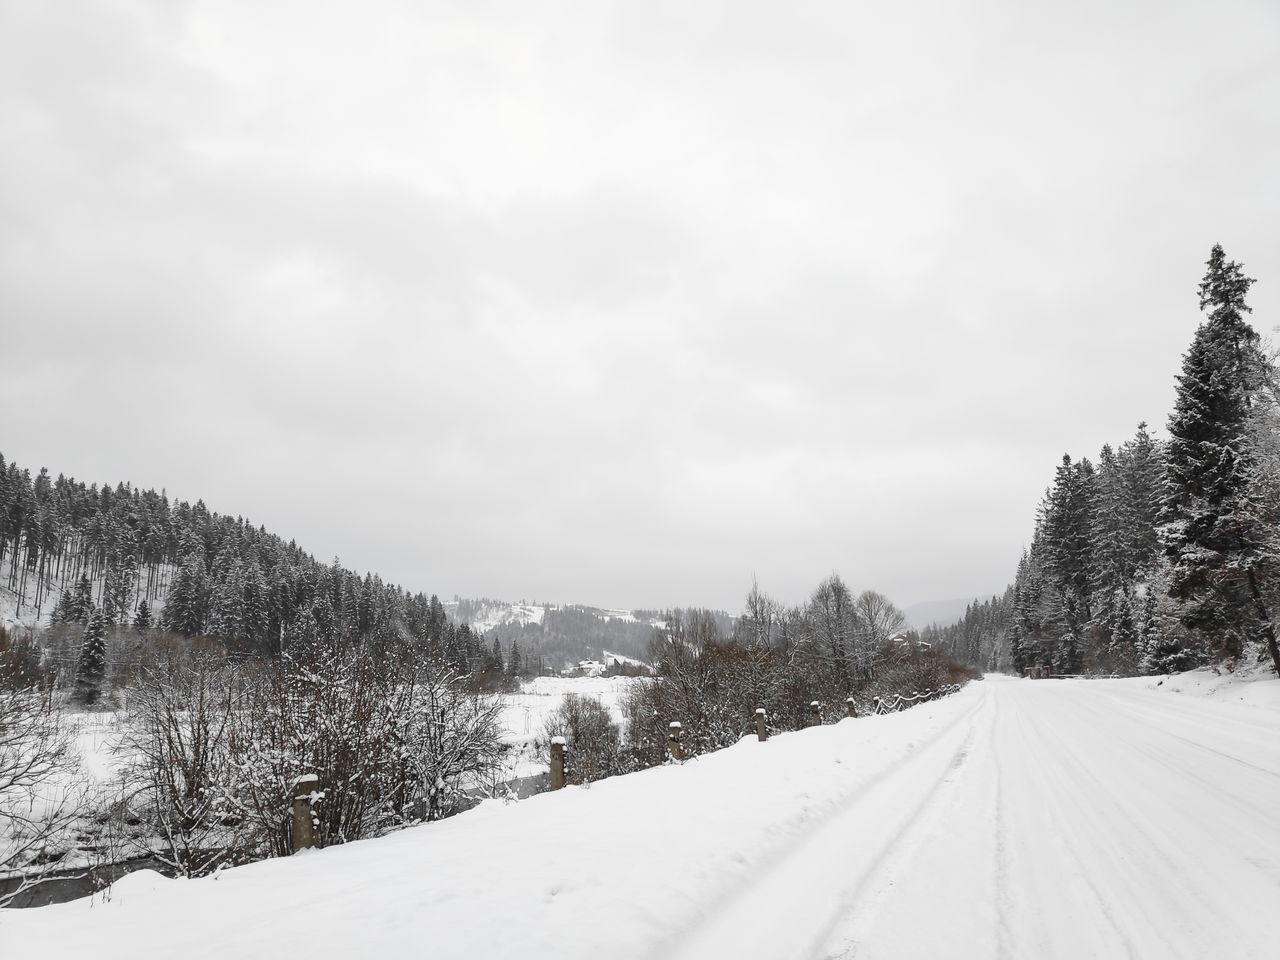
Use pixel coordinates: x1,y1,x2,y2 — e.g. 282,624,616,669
845,697,858,719
809,700,822,727
667,721,685,761
550,737,567,791
754,708,768,742
290,773,321,853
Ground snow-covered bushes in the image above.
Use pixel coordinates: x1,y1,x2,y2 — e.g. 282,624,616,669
540,693,621,785
121,637,507,873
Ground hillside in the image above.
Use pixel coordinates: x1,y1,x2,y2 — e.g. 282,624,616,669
445,597,731,666
5,671,1276,959
0,451,685,675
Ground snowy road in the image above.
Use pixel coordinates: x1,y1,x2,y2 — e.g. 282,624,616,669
666,676,1280,960
3,673,1278,959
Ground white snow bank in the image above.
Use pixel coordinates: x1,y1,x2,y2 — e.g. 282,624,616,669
1113,663,1280,711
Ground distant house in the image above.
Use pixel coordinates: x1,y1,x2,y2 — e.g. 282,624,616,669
560,659,606,678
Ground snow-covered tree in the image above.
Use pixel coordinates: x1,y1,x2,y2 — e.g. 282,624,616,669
1162,244,1280,673
73,610,108,706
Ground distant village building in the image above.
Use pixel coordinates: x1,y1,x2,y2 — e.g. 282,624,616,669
562,659,606,678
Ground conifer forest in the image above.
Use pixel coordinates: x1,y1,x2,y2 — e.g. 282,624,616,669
925,246,1280,681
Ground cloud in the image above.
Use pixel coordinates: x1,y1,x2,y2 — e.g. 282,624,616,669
1,0,1278,612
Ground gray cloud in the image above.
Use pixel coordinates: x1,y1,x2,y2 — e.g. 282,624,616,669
2,0,1278,613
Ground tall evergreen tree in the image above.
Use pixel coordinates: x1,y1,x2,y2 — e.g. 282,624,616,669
74,610,108,706
164,556,210,637
1040,455,1097,631
1120,423,1165,574
70,574,94,624
134,598,153,633
1162,245,1280,673
1091,444,1133,598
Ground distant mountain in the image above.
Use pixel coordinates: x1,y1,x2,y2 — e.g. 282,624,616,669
445,598,731,668
903,597,984,630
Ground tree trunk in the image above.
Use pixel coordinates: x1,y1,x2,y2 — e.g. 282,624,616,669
1245,569,1280,676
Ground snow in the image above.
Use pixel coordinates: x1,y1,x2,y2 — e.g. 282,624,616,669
495,676,644,779
452,600,547,634
3,672,1278,959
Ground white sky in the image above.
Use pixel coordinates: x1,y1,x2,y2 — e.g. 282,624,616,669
2,0,1278,613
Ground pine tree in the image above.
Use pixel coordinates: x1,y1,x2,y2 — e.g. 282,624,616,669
1091,444,1134,600
1054,631,1082,675
74,610,108,706
134,599,153,633
103,551,135,625
1040,455,1097,629
70,574,94,624
209,559,247,645
164,556,210,637
1163,245,1280,673
1107,591,1139,673
50,588,74,625
1120,423,1164,574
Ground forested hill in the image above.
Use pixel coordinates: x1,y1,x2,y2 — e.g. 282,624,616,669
0,451,482,666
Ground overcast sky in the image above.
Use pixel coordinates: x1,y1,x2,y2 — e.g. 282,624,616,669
2,1,1278,614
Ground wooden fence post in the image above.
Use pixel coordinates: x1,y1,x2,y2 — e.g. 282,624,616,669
755,708,768,742
550,737,567,790
809,700,822,727
845,697,857,718
290,773,320,853
668,721,685,761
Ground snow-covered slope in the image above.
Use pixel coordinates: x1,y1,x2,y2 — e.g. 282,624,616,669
4,672,1277,959
445,598,548,634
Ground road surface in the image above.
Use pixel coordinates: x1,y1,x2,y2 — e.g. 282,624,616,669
664,675,1280,960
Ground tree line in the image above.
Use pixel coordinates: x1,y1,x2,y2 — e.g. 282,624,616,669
538,577,975,787
1003,245,1280,678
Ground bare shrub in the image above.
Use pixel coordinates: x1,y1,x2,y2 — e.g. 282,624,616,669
0,683,85,905
119,638,244,876
541,694,620,785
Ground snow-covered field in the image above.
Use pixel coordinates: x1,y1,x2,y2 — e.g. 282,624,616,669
496,675,641,779
5,669,1276,958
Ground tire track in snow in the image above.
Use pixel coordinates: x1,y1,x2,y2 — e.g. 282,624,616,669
1006,698,1151,959
1011,684,1279,959
992,694,1016,960
815,702,986,960
649,692,988,960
